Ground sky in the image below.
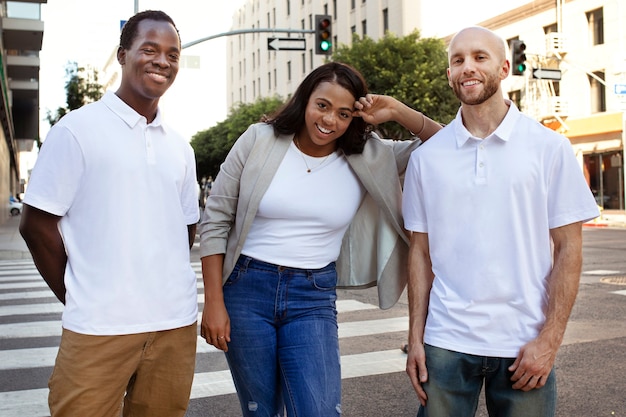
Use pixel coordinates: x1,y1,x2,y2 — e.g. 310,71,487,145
39,0,246,141
38,0,527,142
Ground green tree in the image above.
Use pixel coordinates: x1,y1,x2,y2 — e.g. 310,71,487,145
333,31,458,139
191,96,285,179
45,61,104,126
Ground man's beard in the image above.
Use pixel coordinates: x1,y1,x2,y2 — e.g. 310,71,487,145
452,74,500,106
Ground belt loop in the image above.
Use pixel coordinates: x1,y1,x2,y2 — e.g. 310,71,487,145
242,255,252,271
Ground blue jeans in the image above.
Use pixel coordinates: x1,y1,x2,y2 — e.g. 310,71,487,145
417,344,556,417
223,255,342,417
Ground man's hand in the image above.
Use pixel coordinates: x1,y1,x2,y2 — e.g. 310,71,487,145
509,336,557,391
406,343,429,406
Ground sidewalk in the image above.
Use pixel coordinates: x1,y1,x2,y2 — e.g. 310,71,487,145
0,215,32,260
584,209,626,229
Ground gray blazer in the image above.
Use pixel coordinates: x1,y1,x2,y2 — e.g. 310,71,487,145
199,123,421,309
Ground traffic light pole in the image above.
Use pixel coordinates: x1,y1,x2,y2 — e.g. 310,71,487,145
182,28,314,50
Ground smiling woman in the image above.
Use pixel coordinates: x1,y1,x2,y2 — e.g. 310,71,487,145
198,61,443,416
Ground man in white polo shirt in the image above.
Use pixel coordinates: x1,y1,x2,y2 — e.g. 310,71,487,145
402,26,599,417
19,10,199,417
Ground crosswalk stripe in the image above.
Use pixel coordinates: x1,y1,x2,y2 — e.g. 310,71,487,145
0,290,55,301
0,316,408,369
0,349,408,417
0,296,377,316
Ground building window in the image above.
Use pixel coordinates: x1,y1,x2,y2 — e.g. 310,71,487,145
333,0,337,18
268,72,271,92
286,0,290,16
586,8,604,45
508,89,522,110
362,19,367,37
543,23,557,34
287,61,292,82
351,0,355,9
301,53,306,74
351,25,356,34
383,8,389,33
588,71,606,113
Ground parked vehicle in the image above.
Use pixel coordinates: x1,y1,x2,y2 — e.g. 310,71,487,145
9,197,23,216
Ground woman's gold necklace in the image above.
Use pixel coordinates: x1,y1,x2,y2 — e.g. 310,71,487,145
294,137,332,173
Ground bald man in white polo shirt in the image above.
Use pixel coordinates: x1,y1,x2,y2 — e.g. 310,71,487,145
402,26,599,417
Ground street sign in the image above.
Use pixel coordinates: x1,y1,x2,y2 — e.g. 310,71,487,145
532,68,562,80
614,84,626,94
267,37,306,51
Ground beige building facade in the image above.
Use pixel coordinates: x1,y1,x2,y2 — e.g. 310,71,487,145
486,0,625,212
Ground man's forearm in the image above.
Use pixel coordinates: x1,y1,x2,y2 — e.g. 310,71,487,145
539,222,583,347
19,206,67,304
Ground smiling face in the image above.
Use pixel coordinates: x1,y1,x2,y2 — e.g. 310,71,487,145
446,27,509,107
299,81,356,156
116,19,180,120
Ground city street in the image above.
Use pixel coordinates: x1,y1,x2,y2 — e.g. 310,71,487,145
0,226,625,416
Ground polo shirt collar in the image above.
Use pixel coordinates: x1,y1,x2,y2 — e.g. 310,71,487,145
101,91,167,132
453,99,520,147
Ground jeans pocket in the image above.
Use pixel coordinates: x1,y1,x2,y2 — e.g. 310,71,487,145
224,263,244,286
310,269,337,290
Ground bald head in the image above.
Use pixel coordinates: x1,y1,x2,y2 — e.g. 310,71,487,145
448,26,507,64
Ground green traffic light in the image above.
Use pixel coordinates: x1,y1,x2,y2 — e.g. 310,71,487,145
320,40,331,51
516,63,526,73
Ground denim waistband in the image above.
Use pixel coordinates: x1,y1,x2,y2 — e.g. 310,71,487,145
237,255,336,273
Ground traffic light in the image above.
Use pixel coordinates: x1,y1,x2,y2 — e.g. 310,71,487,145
511,40,527,76
315,15,332,55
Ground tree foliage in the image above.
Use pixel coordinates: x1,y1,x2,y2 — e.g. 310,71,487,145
191,96,285,179
46,62,104,126
333,31,458,139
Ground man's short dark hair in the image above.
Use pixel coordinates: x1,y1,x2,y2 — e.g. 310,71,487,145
119,10,180,50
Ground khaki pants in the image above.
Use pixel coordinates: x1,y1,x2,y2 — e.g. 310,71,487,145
48,323,197,417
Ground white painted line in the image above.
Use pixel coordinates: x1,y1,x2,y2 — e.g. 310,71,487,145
583,270,622,275
611,290,626,296
0,290,56,301
341,349,407,378
0,297,376,320
190,370,236,398
0,281,48,290
0,349,408,416
0,388,49,417
0,302,63,316
0,270,39,278
0,320,61,338
339,317,408,338
0,338,219,371
0,316,401,368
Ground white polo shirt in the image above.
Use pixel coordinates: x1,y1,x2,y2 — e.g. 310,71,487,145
402,102,599,357
25,92,200,335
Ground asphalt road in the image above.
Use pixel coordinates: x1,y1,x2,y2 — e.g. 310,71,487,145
0,227,624,416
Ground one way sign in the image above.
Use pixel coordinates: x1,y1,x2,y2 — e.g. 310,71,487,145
532,68,562,80
267,37,306,51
